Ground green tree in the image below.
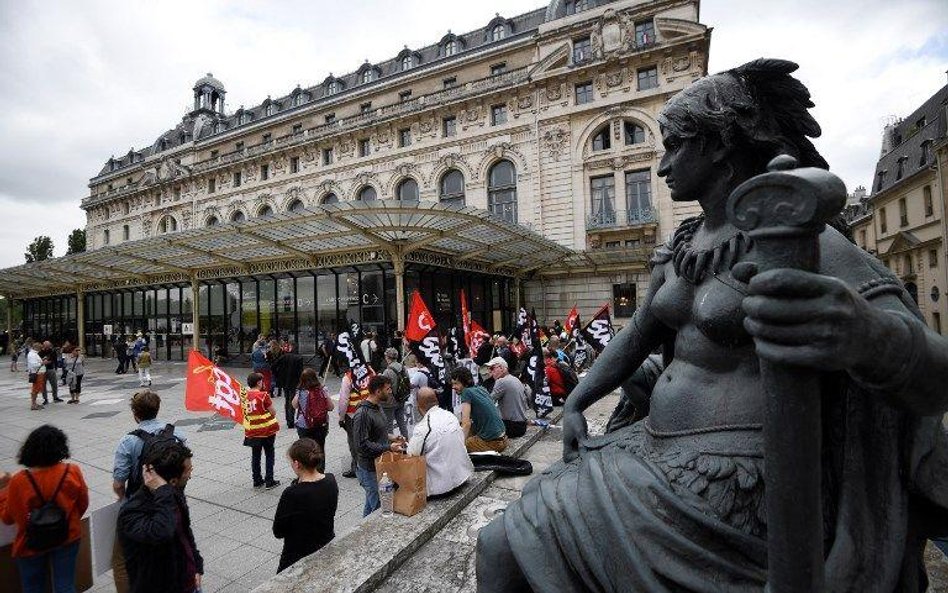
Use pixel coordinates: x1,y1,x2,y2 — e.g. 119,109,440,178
66,228,86,255
24,235,54,263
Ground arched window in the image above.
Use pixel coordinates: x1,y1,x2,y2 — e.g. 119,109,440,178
288,199,305,213
624,122,646,145
357,186,377,201
488,160,517,223
258,205,274,217
320,193,339,205
328,81,340,95
592,125,611,151
206,216,219,227
439,170,465,208
158,215,177,234
491,24,506,41
231,211,246,223
444,40,458,56
396,178,419,201
402,55,413,71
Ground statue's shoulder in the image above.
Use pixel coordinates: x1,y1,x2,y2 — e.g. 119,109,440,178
650,216,702,268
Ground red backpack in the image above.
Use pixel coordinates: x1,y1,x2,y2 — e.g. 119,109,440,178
300,387,330,427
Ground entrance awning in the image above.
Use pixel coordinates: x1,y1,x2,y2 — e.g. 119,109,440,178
0,200,576,298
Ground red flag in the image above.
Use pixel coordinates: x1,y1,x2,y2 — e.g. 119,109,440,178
185,350,247,426
565,306,579,334
469,320,491,356
406,290,437,343
460,290,472,351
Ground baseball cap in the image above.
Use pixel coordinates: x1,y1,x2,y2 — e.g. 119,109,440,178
487,357,508,369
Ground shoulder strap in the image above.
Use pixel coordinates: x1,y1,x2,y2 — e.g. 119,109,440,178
51,465,70,500
420,414,433,456
24,470,46,504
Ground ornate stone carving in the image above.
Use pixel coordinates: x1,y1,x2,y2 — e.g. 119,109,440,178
139,214,152,238
542,127,569,162
180,209,193,230
518,96,534,110
546,84,563,102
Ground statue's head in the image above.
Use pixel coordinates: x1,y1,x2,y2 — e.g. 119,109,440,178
657,59,827,203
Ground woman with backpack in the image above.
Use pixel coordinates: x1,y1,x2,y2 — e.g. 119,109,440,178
0,424,89,593
291,368,331,470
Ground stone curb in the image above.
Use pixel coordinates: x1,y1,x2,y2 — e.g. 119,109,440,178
252,412,563,593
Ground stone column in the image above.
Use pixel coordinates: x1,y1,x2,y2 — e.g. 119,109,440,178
76,291,85,351
191,276,201,352
393,253,406,332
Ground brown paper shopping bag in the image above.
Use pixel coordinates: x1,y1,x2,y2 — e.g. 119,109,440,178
374,451,428,517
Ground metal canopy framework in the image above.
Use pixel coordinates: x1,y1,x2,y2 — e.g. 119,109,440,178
0,200,577,299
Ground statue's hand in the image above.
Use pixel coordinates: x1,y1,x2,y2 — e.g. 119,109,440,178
742,268,878,371
562,408,588,463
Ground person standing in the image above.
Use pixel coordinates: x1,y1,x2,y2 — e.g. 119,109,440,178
319,332,338,378
272,438,338,573
39,340,62,404
244,372,281,489
273,342,303,429
111,390,186,593
451,367,508,453
380,348,410,439
406,387,474,497
0,425,90,593
335,369,366,479
353,375,404,516
137,346,152,387
26,342,46,411
114,336,128,374
291,368,331,466
267,340,283,397
65,347,85,404
405,354,430,425
126,337,138,373
117,442,202,593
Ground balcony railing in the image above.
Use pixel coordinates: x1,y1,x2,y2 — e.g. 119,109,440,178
586,207,656,230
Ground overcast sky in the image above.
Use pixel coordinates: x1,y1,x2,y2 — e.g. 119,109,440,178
0,0,945,268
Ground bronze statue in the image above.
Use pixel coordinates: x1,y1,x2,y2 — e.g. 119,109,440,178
476,59,948,592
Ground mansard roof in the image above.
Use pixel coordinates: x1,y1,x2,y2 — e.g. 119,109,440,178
872,84,948,197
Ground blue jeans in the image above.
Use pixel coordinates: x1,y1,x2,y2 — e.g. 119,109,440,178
15,540,80,593
356,466,379,517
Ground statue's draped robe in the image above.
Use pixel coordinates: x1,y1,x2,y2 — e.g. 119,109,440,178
501,238,948,593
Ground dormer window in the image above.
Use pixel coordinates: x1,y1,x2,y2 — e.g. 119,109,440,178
920,140,933,167
239,112,252,125
876,171,886,192
293,93,306,107
896,156,906,180
565,0,589,15
402,55,413,70
214,122,224,134
265,103,276,117
491,24,506,41
327,81,340,95
159,139,168,151
361,69,377,85
444,40,458,57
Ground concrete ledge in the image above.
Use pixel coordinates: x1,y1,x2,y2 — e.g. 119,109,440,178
252,415,561,593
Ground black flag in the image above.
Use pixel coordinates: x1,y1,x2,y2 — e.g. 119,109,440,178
335,331,373,390
571,314,589,370
527,312,553,418
581,304,614,353
515,307,533,350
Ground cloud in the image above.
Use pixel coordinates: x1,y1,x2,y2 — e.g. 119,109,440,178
0,0,945,270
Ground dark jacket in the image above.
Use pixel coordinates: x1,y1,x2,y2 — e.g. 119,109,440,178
352,399,390,471
118,484,203,593
273,352,304,391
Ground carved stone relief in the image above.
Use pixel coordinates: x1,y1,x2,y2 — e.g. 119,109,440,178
542,127,569,162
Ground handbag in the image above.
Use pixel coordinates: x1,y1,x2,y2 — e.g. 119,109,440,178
375,451,428,516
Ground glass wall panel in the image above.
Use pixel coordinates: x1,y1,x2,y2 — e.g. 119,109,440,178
206,284,225,358
297,276,316,354
361,270,384,335
277,278,296,343
259,279,275,337
169,287,185,360
241,280,258,350
225,283,241,358
316,274,337,338
338,272,360,330
122,293,133,334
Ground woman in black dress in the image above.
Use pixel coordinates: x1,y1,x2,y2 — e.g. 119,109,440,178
272,438,338,573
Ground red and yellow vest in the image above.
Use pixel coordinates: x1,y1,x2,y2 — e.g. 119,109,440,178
345,371,370,416
244,389,279,438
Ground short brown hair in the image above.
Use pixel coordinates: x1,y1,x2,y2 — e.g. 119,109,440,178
298,367,321,390
130,390,161,421
368,374,391,394
287,438,324,471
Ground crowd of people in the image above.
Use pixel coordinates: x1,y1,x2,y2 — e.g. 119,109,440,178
0,323,582,592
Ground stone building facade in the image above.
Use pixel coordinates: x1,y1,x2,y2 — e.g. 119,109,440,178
80,0,710,328
851,83,948,334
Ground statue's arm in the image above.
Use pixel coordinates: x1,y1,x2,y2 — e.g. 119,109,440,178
565,264,671,415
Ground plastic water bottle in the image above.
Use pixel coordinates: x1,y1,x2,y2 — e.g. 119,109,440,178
378,472,395,517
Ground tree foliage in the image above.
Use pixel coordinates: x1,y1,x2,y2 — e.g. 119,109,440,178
25,236,54,263
66,228,86,255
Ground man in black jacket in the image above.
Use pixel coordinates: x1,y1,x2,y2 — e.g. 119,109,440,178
118,441,203,593
353,375,404,516
272,342,304,429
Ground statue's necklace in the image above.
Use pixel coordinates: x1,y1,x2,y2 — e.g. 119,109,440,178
672,217,752,284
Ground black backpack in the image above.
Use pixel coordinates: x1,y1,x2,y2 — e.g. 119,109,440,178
125,424,178,497
24,466,71,551
394,366,412,404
